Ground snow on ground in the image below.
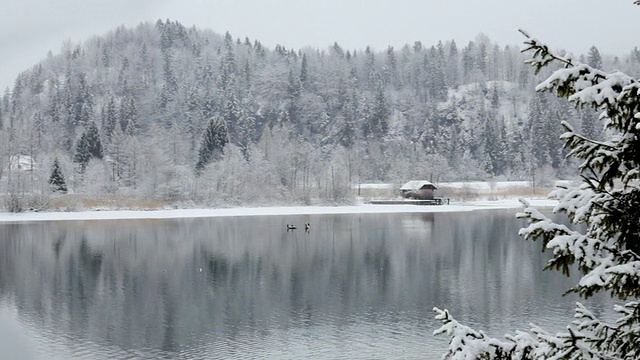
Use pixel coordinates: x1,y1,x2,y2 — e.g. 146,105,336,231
439,180,574,191
357,180,574,192
0,198,557,223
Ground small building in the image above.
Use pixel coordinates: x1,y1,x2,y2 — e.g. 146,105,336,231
400,180,437,200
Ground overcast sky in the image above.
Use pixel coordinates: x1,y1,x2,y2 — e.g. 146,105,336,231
1,0,638,90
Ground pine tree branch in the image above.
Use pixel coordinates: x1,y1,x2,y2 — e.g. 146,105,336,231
437,23,640,357
560,121,616,149
518,29,573,74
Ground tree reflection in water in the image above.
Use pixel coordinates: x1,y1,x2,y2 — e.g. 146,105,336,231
0,211,609,359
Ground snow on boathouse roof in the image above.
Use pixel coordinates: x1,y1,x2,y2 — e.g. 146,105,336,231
400,180,437,191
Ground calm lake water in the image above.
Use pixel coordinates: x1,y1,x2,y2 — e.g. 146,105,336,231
0,210,613,359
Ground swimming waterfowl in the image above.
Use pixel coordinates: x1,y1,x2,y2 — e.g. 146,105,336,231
304,223,310,231
286,224,297,230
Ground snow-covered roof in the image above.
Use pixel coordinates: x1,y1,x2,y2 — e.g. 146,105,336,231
400,180,437,191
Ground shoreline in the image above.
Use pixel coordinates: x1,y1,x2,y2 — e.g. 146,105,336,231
0,198,557,223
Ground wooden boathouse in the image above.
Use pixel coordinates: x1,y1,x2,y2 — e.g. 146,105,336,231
399,180,437,200
369,180,446,205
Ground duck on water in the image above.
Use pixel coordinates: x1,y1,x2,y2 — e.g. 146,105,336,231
287,224,310,231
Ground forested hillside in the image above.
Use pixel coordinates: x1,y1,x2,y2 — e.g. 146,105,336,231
1,20,639,209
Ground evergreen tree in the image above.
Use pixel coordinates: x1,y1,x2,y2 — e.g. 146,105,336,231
483,112,507,176
236,109,255,161
32,112,45,150
201,95,217,124
435,28,640,359
117,57,130,95
101,45,110,68
73,133,91,171
424,44,448,101
496,118,509,174
159,52,178,111
286,70,302,100
47,85,62,124
383,46,397,87
332,42,345,58
218,33,237,91
477,41,488,74
195,115,229,172
101,96,117,140
362,86,390,139
85,121,104,159
490,82,500,108
579,107,600,140
183,87,200,149
107,124,127,184
507,126,527,175
223,92,243,139
587,45,603,69
364,45,377,88
74,121,103,171
527,92,552,167
462,41,475,78
119,97,138,135
336,91,359,148
446,40,460,88
71,72,93,127
48,158,67,193
300,53,309,88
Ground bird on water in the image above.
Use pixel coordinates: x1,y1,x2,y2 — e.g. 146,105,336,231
286,224,297,230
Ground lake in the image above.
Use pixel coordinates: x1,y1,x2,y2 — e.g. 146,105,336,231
0,210,612,359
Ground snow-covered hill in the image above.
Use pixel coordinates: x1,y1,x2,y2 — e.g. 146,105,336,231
0,20,634,211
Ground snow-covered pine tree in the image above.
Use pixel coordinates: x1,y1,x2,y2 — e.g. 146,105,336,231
236,108,255,161
71,72,93,128
0,96,3,130
74,121,103,172
101,95,117,141
300,53,309,89
587,46,603,70
434,28,640,359
85,121,104,159
73,133,91,171
579,107,600,141
48,157,67,193
119,96,138,135
426,43,448,101
362,86,390,139
527,91,553,168
195,115,229,173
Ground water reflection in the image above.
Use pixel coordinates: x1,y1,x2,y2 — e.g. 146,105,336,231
0,211,611,359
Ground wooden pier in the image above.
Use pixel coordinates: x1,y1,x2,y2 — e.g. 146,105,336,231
369,198,447,205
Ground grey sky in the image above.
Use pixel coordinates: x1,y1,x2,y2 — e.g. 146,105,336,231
1,0,638,90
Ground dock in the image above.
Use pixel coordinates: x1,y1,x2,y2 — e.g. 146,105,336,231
369,198,446,205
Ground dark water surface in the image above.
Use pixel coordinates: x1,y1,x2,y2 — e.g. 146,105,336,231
0,210,612,359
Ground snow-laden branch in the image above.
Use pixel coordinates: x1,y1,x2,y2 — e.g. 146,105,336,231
435,301,640,359
436,29,640,358
433,307,540,359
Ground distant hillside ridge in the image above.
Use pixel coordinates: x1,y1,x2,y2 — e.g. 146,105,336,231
0,20,639,210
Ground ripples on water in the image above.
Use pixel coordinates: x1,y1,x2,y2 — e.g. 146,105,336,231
0,211,613,359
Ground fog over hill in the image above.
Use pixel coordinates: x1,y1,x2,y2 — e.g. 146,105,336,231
1,20,639,211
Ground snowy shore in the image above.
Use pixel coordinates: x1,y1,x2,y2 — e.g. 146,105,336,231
0,198,557,223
